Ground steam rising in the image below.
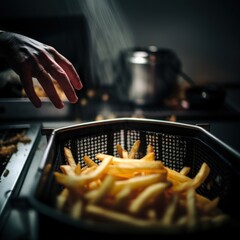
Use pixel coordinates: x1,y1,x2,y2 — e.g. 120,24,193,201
66,0,135,86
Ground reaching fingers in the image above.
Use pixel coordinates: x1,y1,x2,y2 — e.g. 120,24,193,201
48,47,83,90
41,48,82,103
39,51,79,104
7,38,83,108
33,65,64,109
19,65,42,108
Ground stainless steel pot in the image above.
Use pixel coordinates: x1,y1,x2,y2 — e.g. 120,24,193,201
115,46,182,106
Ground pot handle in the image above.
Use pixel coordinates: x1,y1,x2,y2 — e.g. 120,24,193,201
179,71,196,86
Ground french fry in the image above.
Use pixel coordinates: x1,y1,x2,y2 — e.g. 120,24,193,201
74,162,82,175
202,197,220,214
161,193,179,226
96,153,164,168
186,188,198,229
85,175,115,204
128,140,141,159
64,147,77,170
69,199,83,219
173,162,210,192
111,173,167,194
106,164,166,179
146,144,154,154
87,179,102,190
80,165,97,175
108,161,164,171
85,204,148,227
116,143,129,158
179,166,191,176
56,188,69,210
116,144,124,158
147,209,157,220
83,155,98,167
191,162,210,189
85,205,181,230
166,167,192,184
54,155,113,188
112,187,131,210
60,165,76,176
54,140,229,233
128,181,172,215
122,149,129,159
140,152,155,161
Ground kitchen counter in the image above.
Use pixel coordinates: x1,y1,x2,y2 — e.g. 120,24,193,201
1,87,240,152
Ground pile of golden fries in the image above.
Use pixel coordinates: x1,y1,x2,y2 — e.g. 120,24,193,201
53,140,229,233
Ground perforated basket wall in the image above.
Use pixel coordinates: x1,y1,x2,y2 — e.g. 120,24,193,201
32,118,240,235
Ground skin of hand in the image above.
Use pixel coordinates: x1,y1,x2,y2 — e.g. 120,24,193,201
0,31,83,108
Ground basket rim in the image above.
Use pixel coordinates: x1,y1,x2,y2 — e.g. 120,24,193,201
50,117,240,158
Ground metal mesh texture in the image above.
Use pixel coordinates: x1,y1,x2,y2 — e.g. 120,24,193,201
35,119,240,225
58,127,232,202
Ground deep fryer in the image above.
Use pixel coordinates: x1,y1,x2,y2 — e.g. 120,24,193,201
4,118,240,237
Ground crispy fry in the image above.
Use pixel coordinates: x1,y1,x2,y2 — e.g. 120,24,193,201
186,188,198,229
74,162,82,175
0,132,31,146
146,144,154,154
80,165,97,175
116,144,124,158
128,140,141,159
106,164,166,179
56,188,69,210
69,199,83,219
192,162,210,189
140,152,155,161
116,143,129,158
54,140,229,232
166,167,192,184
83,155,98,167
54,156,113,188
122,149,129,159
111,173,167,194
109,161,164,171
112,187,131,210
173,163,210,192
85,204,155,227
96,153,164,168
0,144,17,159
161,194,179,226
202,197,220,214
128,182,172,215
87,179,102,190
179,166,191,176
85,175,115,204
147,209,157,220
60,165,76,176
64,147,77,170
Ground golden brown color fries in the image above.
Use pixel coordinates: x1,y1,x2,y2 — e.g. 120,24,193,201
54,140,230,233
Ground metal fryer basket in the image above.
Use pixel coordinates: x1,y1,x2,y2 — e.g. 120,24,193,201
29,118,240,235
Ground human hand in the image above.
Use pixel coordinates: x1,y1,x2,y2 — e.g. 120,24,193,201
0,31,83,108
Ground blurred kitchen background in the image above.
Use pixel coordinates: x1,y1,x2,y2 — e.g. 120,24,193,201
0,0,240,152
